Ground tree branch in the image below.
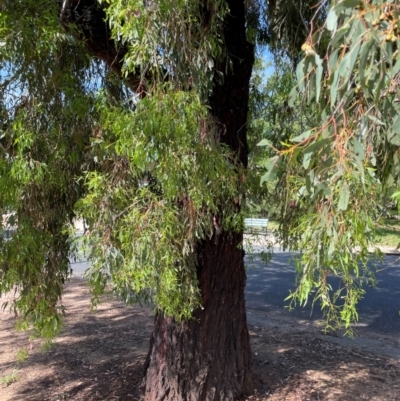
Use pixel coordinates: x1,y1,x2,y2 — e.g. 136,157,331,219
57,0,146,93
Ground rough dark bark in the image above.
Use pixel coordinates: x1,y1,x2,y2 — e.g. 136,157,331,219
143,232,253,401
143,1,255,400
209,0,254,168
58,0,157,93
59,1,255,400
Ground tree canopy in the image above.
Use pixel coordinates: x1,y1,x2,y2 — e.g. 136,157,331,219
1,1,400,399
0,0,248,336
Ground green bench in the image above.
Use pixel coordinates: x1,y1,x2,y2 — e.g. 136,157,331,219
244,218,269,234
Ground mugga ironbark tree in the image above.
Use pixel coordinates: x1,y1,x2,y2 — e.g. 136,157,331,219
2,0,400,400
0,1,260,399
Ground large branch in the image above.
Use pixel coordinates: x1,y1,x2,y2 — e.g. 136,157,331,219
57,0,146,93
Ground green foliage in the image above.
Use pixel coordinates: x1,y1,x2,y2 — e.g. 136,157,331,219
0,368,19,387
263,0,328,61
4,0,399,343
99,0,228,93
77,88,245,318
258,0,400,331
0,0,246,336
246,56,317,225
0,0,97,339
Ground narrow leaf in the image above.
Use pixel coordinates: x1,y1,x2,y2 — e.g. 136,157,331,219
326,9,338,32
257,139,272,147
292,130,313,143
338,183,350,211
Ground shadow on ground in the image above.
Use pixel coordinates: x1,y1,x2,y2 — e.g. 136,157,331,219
1,278,400,401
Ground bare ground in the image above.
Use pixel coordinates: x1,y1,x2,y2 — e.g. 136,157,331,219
1,278,400,401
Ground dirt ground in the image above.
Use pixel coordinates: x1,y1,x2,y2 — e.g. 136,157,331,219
1,278,400,401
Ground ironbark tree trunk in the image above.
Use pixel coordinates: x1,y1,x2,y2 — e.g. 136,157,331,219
143,233,253,401
59,1,255,399
143,0,255,399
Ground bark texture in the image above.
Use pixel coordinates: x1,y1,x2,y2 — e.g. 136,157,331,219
59,1,255,400
143,232,253,401
143,0,255,399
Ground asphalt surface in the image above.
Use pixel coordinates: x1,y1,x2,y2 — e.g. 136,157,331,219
245,249,400,340
70,247,400,351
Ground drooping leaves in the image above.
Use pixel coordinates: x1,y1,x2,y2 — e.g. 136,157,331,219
0,0,247,338
257,0,400,332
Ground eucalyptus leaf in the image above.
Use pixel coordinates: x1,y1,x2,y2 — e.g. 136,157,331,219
292,130,313,143
326,9,338,32
257,139,272,147
338,183,350,211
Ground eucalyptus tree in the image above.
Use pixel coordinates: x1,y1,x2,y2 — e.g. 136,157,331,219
260,0,400,330
2,0,398,400
0,1,269,400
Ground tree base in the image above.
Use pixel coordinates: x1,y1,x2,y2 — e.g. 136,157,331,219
143,232,253,401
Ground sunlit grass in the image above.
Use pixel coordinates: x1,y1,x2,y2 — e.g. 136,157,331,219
267,218,400,248
374,219,400,248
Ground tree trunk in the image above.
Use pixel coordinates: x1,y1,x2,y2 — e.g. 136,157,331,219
143,0,255,399
59,1,255,399
143,232,253,401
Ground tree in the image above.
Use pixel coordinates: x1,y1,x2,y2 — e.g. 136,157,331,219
1,1,257,400
2,1,398,400
259,0,400,331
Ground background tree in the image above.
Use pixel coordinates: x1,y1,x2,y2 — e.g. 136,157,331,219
259,0,400,331
246,56,318,232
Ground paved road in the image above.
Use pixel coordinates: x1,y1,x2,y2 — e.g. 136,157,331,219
70,259,90,277
70,247,400,353
245,249,400,342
